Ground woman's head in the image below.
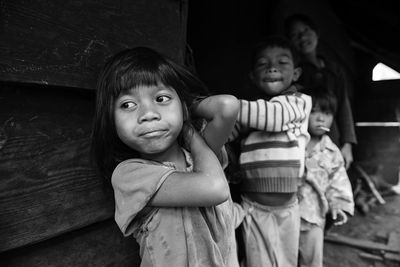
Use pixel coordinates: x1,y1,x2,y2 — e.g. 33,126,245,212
284,13,319,56
92,47,208,179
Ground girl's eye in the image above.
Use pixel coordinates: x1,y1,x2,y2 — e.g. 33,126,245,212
156,95,171,103
121,101,136,109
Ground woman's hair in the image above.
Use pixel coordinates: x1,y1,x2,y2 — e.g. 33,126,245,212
310,86,337,115
284,13,320,38
91,46,209,180
250,35,300,68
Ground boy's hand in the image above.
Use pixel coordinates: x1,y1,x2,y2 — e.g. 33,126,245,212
331,208,348,226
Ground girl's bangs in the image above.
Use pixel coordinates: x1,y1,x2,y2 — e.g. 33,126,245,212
117,69,162,94
116,64,180,95
314,96,336,114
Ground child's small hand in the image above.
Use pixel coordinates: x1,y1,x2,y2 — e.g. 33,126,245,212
331,208,348,226
182,122,209,157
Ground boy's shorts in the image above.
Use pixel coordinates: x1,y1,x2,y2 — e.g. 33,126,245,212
240,196,300,267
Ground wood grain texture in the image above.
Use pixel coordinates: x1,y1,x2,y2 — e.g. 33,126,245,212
0,83,115,252
0,219,141,267
0,0,188,89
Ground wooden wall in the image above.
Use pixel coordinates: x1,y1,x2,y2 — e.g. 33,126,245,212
0,0,188,265
0,0,188,89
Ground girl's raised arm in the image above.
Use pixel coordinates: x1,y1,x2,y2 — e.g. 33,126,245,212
191,94,239,154
149,129,230,207
148,95,239,207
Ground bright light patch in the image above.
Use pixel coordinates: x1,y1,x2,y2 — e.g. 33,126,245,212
372,63,400,81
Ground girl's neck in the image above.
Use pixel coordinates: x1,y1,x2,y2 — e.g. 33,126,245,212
142,142,187,170
307,135,322,153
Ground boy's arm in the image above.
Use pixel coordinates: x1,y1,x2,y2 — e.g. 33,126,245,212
191,94,240,155
238,94,311,132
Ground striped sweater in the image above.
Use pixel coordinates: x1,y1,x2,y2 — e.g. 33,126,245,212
231,88,312,193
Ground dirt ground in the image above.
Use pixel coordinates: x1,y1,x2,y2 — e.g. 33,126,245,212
323,194,400,267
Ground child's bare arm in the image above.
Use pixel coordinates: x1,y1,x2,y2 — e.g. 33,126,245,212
149,129,230,207
191,94,239,154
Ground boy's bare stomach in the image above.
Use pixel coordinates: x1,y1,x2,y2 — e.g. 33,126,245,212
243,192,297,206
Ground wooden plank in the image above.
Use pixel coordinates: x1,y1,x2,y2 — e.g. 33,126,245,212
353,164,386,204
383,232,400,262
0,0,188,89
0,219,141,267
325,233,398,253
358,252,383,261
0,83,114,252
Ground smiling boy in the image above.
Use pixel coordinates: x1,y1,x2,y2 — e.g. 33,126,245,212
230,36,312,267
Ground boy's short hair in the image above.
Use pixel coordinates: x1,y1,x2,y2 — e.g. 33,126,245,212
284,13,320,38
250,35,300,69
309,86,337,114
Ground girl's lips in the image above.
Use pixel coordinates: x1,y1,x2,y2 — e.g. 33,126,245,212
140,129,167,137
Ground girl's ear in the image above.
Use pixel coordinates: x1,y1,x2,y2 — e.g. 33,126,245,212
292,67,302,82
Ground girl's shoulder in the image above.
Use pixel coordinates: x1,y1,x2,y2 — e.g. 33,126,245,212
111,158,176,187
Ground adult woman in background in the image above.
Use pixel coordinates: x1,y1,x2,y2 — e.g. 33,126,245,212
284,13,357,170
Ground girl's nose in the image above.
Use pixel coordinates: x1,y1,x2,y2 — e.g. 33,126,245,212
316,115,325,122
138,104,161,123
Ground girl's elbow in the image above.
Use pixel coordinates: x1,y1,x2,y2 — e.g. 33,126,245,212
218,95,240,119
221,95,239,110
208,178,230,203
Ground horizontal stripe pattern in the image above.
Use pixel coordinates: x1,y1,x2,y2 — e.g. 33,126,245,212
241,160,301,169
234,91,312,193
241,177,299,193
238,94,309,133
240,147,301,163
241,140,298,152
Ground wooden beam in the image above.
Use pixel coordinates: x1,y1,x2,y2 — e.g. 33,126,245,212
0,0,188,89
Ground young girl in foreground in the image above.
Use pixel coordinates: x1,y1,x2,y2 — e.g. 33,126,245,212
91,47,241,266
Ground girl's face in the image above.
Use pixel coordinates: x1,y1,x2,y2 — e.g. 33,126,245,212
308,104,334,137
114,84,184,161
250,46,301,96
288,21,319,55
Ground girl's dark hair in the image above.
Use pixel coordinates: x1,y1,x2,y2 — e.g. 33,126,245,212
284,13,320,38
250,35,300,68
91,47,209,180
310,86,337,114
